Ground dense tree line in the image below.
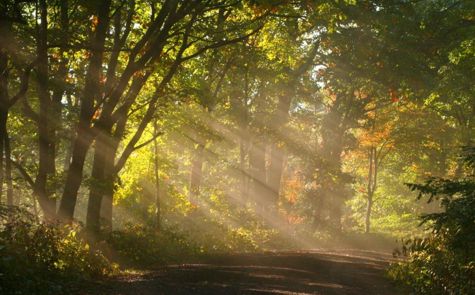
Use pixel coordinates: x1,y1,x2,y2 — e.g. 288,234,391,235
0,0,473,233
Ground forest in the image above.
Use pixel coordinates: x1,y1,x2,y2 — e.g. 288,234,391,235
0,0,474,294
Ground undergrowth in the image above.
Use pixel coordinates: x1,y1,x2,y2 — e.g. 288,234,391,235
388,147,475,294
0,205,116,295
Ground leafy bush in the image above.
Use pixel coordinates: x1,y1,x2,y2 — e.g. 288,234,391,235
0,206,115,295
107,223,201,266
107,216,292,267
389,147,475,294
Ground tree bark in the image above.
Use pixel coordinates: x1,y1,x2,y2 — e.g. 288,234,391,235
99,148,115,231
34,0,57,219
4,127,13,205
365,146,376,234
239,138,249,203
0,52,7,204
83,1,255,229
267,142,285,205
58,0,111,221
266,44,318,209
153,120,161,230
318,96,347,231
249,139,268,213
86,130,111,233
0,18,9,204
0,14,32,208
267,92,291,206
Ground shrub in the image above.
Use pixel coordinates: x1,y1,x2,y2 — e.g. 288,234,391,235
0,206,115,295
389,147,475,294
107,217,291,267
107,223,200,266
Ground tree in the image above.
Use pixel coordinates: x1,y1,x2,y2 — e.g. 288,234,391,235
0,2,32,207
83,1,266,233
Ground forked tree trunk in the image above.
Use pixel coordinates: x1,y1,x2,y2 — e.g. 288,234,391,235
58,0,111,221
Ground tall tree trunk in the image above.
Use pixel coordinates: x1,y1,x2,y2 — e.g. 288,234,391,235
0,20,9,204
94,81,165,231
267,144,285,205
58,0,111,221
267,94,291,207
365,146,376,234
239,67,250,204
86,29,178,230
4,127,13,205
189,144,204,205
91,87,165,231
0,16,32,208
328,189,343,231
153,120,161,230
249,139,268,213
0,51,7,204
63,97,76,171
0,113,13,207
52,0,69,171
0,113,6,205
99,149,115,231
313,193,323,228
87,112,117,232
35,0,57,218
97,110,127,232
365,194,373,234
319,99,346,231
239,138,248,202
59,134,93,219
264,44,318,210
86,131,110,233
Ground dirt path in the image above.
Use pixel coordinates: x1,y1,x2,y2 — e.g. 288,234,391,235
97,250,405,295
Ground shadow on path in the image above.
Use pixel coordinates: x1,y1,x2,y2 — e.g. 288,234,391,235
100,250,405,295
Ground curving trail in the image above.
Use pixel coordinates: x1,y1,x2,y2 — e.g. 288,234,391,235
97,250,405,295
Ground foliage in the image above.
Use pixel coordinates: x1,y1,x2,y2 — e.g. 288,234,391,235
107,223,214,266
108,213,295,267
389,148,475,294
0,205,115,295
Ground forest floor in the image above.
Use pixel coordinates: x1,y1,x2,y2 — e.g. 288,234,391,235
86,249,407,295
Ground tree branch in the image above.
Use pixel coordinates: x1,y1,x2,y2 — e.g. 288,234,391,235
9,64,33,108
132,131,164,151
11,159,35,190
